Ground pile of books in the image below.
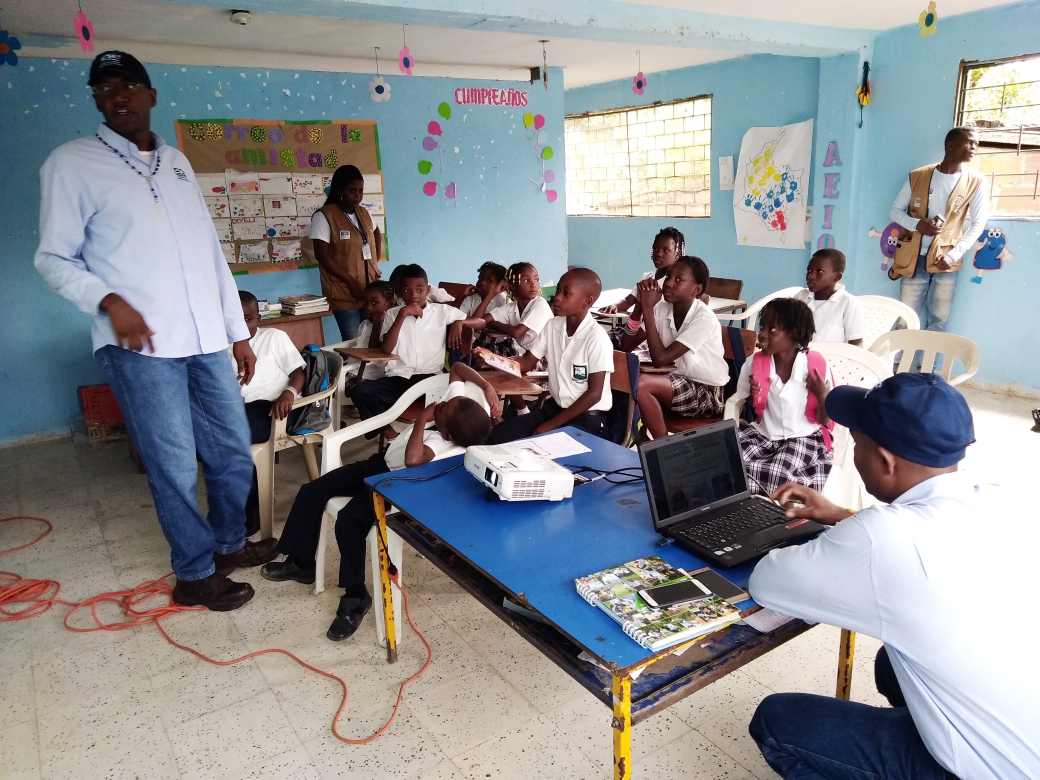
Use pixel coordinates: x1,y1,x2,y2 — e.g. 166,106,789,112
279,294,328,316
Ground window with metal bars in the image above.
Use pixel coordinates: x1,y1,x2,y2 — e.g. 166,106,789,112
565,96,712,218
956,53,1040,217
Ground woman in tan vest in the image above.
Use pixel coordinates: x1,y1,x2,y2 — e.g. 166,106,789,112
307,165,382,340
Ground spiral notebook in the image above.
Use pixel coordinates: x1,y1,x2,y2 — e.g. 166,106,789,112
575,555,741,652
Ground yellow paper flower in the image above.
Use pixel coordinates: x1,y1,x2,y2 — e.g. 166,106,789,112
919,2,938,37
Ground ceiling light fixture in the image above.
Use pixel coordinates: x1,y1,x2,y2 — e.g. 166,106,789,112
229,10,252,25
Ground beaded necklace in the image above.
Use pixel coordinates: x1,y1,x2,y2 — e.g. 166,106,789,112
95,133,163,213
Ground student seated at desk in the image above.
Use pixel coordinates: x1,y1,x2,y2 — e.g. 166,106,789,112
262,362,498,641
349,263,468,423
792,248,866,346
236,291,305,537
619,256,728,441
452,260,509,318
599,226,685,315
342,280,394,395
486,268,614,444
747,373,1040,780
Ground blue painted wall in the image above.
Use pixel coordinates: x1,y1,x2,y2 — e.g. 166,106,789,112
565,55,820,304
846,2,1040,390
0,58,566,443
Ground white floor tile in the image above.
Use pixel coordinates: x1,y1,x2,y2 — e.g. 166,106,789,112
667,669,773,729
738,630,833,688
0,668,35,731
364,621,487,697
417,758,466,780
42,731,181,780
695,698,779,780
222,745,320,780
0,720,41,780
636,728,759,780
152,656,271,728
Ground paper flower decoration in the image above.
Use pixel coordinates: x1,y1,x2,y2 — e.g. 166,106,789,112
0,30,22,67
919,2,938,37
73,11,95,53
632,71,647,95
369,76,391,102
398,46,413,75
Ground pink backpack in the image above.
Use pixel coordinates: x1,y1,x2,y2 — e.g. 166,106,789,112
751,350,834,452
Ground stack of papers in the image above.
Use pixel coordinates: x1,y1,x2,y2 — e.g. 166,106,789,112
279,295,328,315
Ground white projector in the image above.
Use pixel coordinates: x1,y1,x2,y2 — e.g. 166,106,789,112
464,445,575,502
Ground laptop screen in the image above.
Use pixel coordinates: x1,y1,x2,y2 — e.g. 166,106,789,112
641,422,749,531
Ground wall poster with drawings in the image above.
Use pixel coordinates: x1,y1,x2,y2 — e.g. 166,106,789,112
174,119,388,276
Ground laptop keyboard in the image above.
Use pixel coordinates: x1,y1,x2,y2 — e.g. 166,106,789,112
677,501,787,552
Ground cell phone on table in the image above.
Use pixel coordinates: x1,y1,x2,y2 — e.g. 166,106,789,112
639,569,748,608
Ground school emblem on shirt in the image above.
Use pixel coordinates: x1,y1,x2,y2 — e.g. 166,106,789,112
173,167,189,182
572,364,588,382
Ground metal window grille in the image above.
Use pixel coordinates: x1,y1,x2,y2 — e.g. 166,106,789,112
565,96,712,218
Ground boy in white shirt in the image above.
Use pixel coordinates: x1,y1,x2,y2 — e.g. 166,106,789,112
263,361,498,641
341,281,395,395
452,261,509,317
349,264,467,423
793,249,866,346
236,291,306,535
487,268,614,443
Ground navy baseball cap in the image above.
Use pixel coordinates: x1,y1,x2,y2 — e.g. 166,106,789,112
825,373,975,468
89,51,152,88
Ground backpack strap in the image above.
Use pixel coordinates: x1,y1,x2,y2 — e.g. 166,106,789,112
804,350,834,452
751,351,771,421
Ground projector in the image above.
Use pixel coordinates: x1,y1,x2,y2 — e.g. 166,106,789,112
464,445,574,502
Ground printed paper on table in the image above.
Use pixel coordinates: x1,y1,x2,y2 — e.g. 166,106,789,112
733,119,813,249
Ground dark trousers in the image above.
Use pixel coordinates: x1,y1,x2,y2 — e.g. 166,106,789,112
243,400,274,536
276,453,389,592
748,647,953,780
486,398,608,444
349,374,433,420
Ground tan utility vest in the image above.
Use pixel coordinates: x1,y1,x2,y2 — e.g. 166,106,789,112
316,204,381,310
889,164,984,280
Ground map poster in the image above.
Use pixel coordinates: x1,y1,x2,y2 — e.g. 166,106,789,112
733,119,813,250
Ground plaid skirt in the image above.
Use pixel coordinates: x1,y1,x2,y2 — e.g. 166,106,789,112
668,374,724,417
737,425,832,497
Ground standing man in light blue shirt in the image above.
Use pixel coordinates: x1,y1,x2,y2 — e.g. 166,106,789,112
747,373,1039,780
35,51,279,611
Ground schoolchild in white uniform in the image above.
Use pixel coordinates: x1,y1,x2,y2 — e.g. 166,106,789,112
487,268,614,443
339,281,395,397
748,373,1040,780
453,261,509,318
620,256,729,440
792,249,867,345
599,226,685,316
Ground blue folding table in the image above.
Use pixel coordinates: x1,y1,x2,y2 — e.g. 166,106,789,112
367,427,849,780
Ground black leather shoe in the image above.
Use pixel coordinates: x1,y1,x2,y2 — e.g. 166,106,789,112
214,538,279,577
327,593,372,641
261,558,316,585
172,573,254,611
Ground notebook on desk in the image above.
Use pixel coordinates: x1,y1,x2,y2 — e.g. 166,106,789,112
638,419,825,567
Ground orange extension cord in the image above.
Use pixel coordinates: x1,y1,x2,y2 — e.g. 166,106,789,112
0,515,431,744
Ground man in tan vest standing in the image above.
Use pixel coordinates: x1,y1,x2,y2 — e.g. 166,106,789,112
888,127,988,333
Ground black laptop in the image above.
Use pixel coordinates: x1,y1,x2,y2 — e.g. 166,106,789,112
638,419,825,567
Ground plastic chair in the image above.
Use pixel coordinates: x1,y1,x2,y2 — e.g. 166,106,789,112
314,375,490,646
869,331,979,386
859,295,921,350
722,286,804,330
250,351,344,540
322,339,358,430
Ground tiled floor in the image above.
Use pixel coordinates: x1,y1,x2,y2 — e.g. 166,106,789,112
0,387,1034,780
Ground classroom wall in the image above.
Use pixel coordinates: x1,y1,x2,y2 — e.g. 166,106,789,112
846,2,1040,391
564,55,820,304
0,59,567,444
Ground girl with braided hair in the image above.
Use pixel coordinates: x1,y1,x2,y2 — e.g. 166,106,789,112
600,226,686,315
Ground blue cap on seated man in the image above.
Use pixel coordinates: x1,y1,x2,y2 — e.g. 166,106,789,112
825,373,975,468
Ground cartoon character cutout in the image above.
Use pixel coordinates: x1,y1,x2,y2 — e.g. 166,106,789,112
970,227,1013,284
867,222,905,271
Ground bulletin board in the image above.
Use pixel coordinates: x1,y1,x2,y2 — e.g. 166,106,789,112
173,119,387,276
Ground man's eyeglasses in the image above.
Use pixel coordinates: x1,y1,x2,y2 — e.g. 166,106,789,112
91,82,147,96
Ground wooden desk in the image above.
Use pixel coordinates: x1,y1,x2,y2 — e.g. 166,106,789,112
334,347,400,382
258,310,328,349
479,368,543,396
709,296,747,316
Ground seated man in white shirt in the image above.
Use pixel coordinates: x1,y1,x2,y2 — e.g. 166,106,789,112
793,248,866,345
747,373,1040,780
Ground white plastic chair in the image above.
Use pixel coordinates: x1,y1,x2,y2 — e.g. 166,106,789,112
859,295,921,351
869,331,979,386
722,286,804,329
321,339,357,430
314,375,491,647
250,352,344,539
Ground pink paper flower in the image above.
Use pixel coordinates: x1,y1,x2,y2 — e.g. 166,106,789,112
398,46,413,76
73,11,95,53
632,71,647,95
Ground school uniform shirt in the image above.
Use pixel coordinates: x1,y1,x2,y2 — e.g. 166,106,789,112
383,381,466,470
735,350,834,441
460,292,507,318
353,320,384,380
650,298,729,386
528,314,614,412
34,124,249,358
749,472,1040,780
379,302,467,378
488,296,554,351
630,270,661,299
232,327,306,404
792,285,867,344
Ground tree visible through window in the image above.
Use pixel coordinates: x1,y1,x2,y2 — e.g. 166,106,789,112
957,54,1040,217
565,96,712,217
